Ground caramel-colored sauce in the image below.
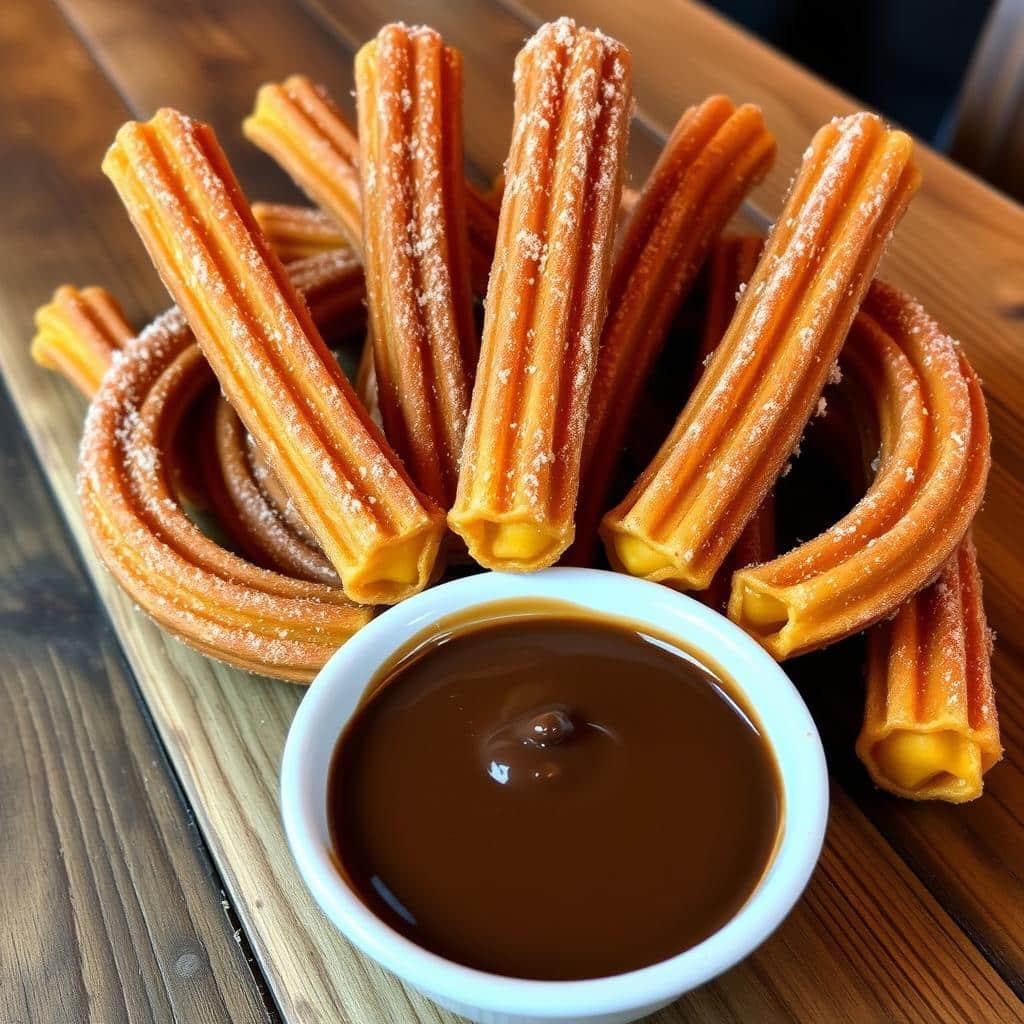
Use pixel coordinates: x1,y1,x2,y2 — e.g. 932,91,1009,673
328,600,781,980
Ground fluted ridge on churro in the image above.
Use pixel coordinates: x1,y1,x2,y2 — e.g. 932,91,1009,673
356,23,476,509
730,281,990,658
449,17,631,570
602,112,920,590
245,76,364,252
102,108,445,604
32,285,135,398
857,534,1001,802
568,97,775,564
245,75,500,297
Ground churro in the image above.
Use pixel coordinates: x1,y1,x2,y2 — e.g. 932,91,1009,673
245,77,364,251
356,23,476,508
857,534,1001,802
449,18,631,569
245,75,500,297
103,108,445,604
32,285,133,397
569,98,775,564
603,113,920,589
729,282,990,658
79,254,374,681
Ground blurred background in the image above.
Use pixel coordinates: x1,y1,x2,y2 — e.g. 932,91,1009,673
706,0,1023,200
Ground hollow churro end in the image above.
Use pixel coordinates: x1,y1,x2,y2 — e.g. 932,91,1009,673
348,530,444,606
448,513,566,572
869,730,982,802
488,522,556,563
735,584,791,639
611,535,673,578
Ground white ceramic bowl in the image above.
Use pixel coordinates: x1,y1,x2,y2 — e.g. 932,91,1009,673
282,568,828,1024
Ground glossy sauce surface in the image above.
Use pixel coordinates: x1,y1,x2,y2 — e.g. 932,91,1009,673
328,604,781,980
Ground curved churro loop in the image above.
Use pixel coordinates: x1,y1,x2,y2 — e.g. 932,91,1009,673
729,282,991,658
79,254,374,682
356,23,476,508
603,113,920,589
252,202,349,262
858,533,1001,802
32,285,134,398
568,97,775,564
450,18,632,570
202,396,340,586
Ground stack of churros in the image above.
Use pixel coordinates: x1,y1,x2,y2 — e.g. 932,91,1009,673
34,16,998,801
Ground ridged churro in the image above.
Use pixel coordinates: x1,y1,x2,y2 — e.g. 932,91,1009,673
603,113,920,589
245,77,364,251
356,23,476,508
449,18,631,569
32,285,134,397
78,254,374,681
245,75,500,297
857,534,1001,802
688,235,775,611
568,98,775,564
252,202,348,262
729,282,990,658
103,108,445,604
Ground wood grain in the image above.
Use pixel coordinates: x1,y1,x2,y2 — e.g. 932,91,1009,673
0,381,273,1022
2,0,1023,1022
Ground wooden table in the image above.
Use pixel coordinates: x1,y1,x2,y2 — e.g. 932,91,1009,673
3,2,1022,1021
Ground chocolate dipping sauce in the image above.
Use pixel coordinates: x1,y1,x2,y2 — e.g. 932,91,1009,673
328,600,781,981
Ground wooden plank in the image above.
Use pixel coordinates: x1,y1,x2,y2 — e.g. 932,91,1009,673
0,374,273,1019
1,0,1014,1021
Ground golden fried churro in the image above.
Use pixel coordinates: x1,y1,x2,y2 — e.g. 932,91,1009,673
252,202,348,262
729,282,990,658
32,285,134,397
857,534,1001,802
449,18,631,569
603,113,920,589
245,75,499,297
79,255,374,681
568,98,775,564
103,108,445,604
245,77,364,251
356,23,476,508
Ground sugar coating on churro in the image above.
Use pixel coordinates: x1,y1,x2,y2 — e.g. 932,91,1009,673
603,112,919,591
567,97,775,566
450,18,631,570
858,534,1001,802
729,280,989,659
103,109,446,604
357,23,476,508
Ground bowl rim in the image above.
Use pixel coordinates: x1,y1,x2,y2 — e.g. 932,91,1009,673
281,567,828,1018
